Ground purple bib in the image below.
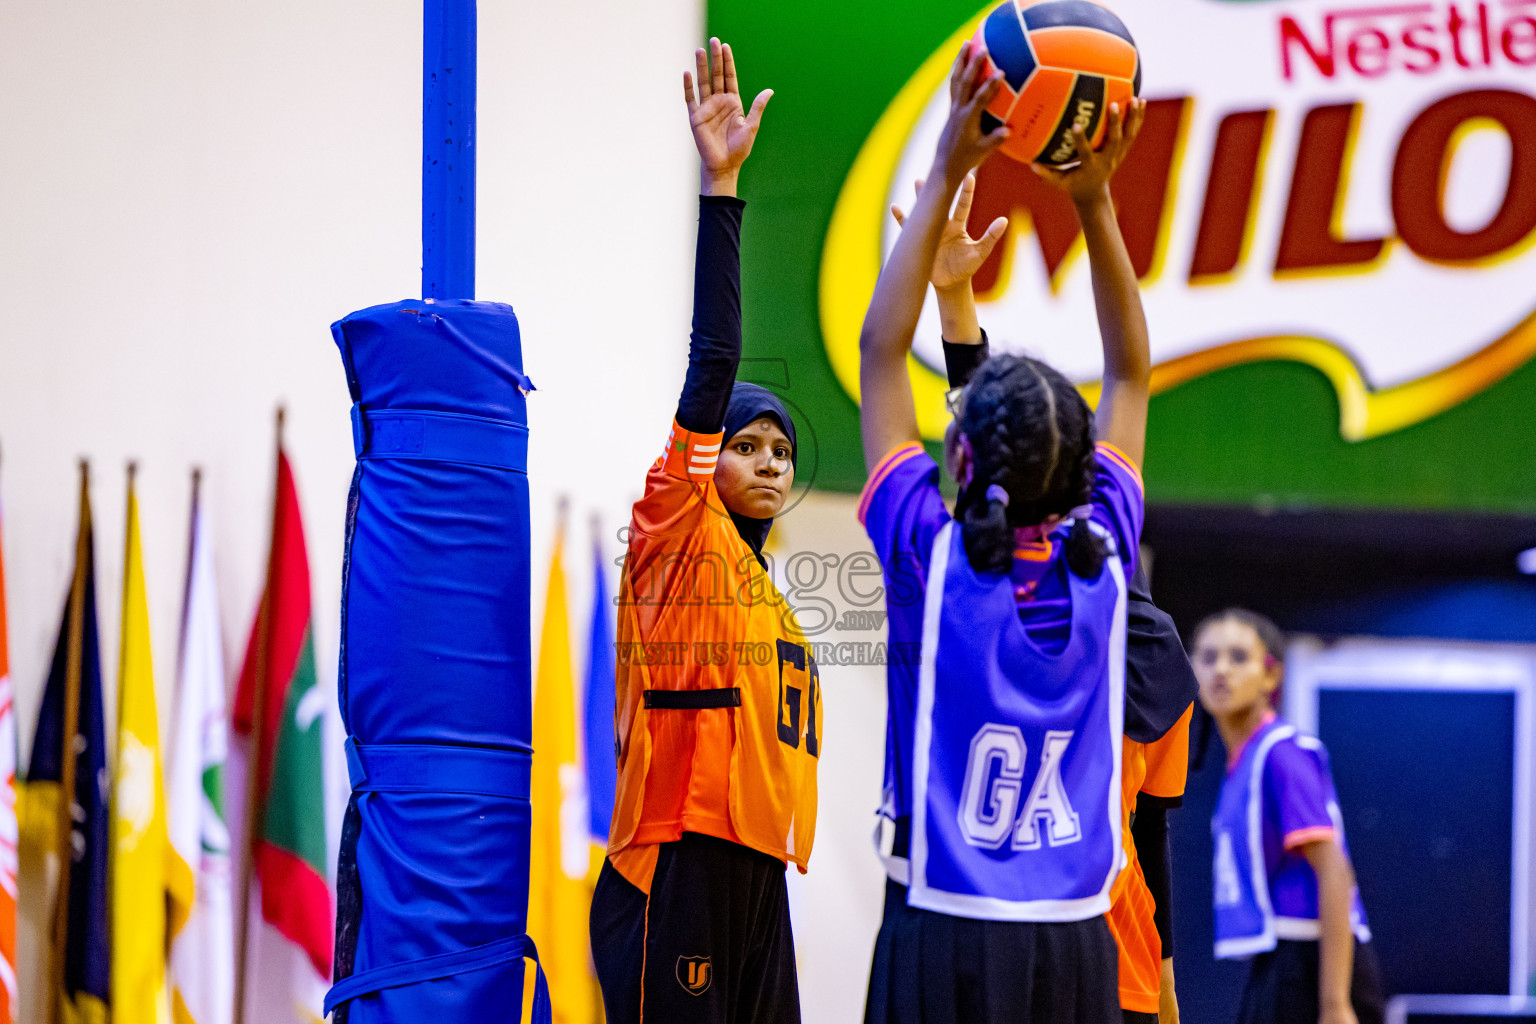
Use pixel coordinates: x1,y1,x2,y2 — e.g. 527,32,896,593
904,520,1126,921
1213,718,1371,958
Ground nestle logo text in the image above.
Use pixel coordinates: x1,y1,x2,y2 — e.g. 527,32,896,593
1279,1,1536,81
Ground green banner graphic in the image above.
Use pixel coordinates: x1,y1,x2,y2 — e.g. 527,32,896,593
710,0,1536,512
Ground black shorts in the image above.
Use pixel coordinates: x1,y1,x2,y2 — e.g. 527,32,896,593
1122,1014,1158,1024
1238,939,1386,1024
589,832,800,1024
864,879,1121,1024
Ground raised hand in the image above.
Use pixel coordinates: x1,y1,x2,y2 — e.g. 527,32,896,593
1031,97,1147,206
683,38,773,197
931,42,1009,188
892,173,1009,292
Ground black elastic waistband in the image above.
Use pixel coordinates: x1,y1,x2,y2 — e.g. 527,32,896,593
644,688,741,710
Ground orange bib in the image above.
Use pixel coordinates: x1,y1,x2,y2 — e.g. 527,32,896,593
607,422,821,871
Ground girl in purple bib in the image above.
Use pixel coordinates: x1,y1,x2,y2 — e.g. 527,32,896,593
857,39,1152,1024
1194,610,1385,1024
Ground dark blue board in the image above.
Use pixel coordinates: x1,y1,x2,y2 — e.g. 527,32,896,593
1319,689,1515,997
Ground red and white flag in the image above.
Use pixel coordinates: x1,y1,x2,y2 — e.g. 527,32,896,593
232,446,331,1024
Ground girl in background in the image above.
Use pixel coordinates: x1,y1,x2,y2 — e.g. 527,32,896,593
1192,609,1385,1024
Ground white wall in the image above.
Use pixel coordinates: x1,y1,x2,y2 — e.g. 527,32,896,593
0,2,893,1021
767,493,894,1024
0,0,701,748
0,4,420,1016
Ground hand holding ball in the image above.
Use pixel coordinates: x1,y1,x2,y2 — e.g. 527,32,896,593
972,0,1141,166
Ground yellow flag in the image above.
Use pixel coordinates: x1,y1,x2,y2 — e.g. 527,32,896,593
528,523,598,1024
112,474,189,1024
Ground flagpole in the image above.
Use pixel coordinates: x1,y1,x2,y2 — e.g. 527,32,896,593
49,460,91,1024
590,510,605,609
180,468,202,651
233,408,283,1024
122,463,138,724
118,460,136,745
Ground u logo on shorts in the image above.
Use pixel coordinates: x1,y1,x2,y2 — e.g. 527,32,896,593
676,956,712,996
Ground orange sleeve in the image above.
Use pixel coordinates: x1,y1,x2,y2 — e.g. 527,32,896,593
631,419,726,539
1141,705,1193,800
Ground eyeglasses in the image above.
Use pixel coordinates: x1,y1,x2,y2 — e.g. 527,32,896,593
944,386,968,416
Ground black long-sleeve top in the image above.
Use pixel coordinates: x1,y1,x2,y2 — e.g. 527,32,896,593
676,195,746,435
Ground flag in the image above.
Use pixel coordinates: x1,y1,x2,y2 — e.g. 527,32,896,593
0,468,18,1020
19,466,110,1024
111,470,184,1023
528,522,596,1024
232,447,330,1024
167,473,233,1024
583,530,616,862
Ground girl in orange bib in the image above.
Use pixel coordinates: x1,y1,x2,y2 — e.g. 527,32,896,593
589,39,820,1024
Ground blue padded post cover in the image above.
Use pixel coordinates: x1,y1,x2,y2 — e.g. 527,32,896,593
328,299,546,1021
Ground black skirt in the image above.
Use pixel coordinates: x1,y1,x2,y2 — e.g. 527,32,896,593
865,879,1120,1024
1238,939,1386,1024
590,833,800,1024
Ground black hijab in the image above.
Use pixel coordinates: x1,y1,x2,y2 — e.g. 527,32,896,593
722,383,797,563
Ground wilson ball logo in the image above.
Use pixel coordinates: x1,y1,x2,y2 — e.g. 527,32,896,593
819,0,1536,443
1050,98,1100,163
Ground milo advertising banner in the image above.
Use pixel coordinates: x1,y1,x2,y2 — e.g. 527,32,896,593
711,0,1536,511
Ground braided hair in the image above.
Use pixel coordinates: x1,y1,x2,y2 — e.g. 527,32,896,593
954,354,1107,578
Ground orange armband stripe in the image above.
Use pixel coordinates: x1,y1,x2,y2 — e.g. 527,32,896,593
858,443,926,525
1283,825,1337,851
